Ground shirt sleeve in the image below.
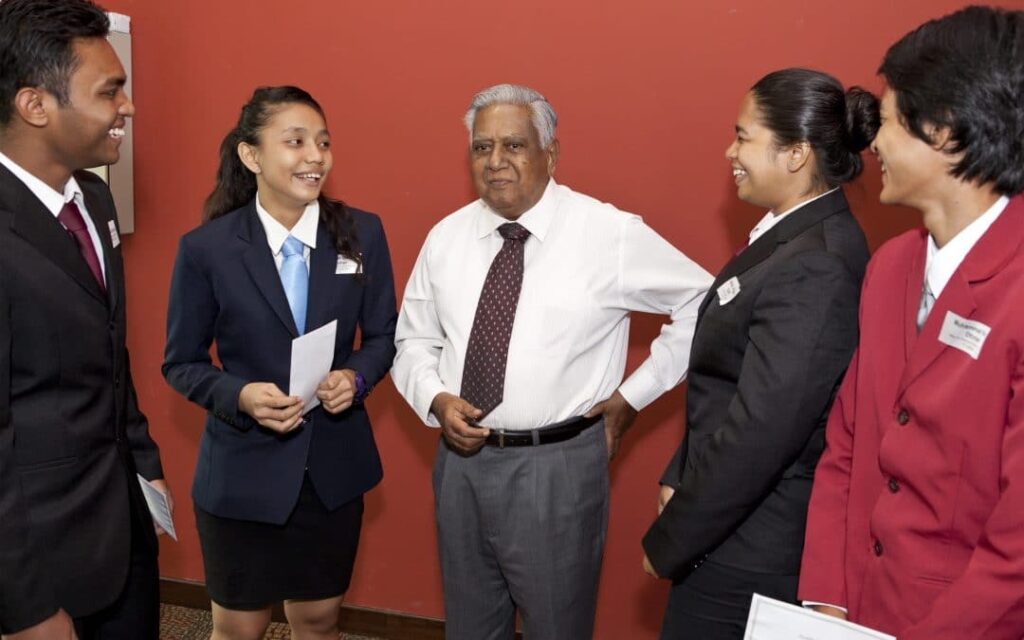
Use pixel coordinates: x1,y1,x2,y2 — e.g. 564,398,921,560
391,231,448,426
615,216,713,410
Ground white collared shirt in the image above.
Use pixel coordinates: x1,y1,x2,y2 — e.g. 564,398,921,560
0,150,107,284
924,195,1010,298
392,179,713,430
254,193,319,270
748,188,840,246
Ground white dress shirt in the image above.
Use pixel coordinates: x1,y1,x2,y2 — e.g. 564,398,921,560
0,149,107,285
254,192,319,269
747,188,839,246
392,180,713,430
924,195,1009,298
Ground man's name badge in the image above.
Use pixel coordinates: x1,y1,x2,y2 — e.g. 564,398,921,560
108,220,120,248
336,255,359,274
717,276,741,306
938,311,990,360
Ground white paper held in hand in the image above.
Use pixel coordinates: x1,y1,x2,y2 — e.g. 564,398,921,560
289,319,338,414
136,474,176,541
744,594,895,640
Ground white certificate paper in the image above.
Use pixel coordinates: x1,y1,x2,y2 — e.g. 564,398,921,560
289,320,338,414
136,474,177,541
744,594,895,640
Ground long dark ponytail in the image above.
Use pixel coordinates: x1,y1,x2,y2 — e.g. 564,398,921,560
203,86,361,271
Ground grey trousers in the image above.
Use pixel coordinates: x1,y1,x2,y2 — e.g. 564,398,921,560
433,421,609,640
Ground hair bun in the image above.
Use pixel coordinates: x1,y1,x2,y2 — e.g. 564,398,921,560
844,87,881,153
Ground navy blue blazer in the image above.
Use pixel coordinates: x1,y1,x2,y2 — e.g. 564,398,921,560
162,201,397,524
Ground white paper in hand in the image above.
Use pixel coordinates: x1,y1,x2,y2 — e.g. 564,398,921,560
137,474,176,541
744,594,895,640
289,320,338,414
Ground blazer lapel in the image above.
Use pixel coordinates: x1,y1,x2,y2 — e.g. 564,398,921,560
304,222,337,335
898,196,1024,395
701,189,851,317
79,174,120,316
1,166,107,305
239,204,299,337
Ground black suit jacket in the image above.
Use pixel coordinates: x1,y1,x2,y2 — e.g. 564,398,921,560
162,201,397,524
643,189,868,580
0,166,163,633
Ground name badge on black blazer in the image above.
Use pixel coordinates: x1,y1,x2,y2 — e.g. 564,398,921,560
336,255,359,274
717,276,741,306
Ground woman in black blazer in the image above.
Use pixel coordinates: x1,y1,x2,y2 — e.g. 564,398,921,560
163,86,397,640
641,69,879,639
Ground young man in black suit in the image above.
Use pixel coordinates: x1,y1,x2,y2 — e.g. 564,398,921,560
0,1,169,638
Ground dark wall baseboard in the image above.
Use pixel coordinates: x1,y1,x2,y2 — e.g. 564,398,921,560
160,578,447,640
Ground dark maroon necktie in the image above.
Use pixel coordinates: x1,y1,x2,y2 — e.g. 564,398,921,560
460,222,530,417
58,201,105,292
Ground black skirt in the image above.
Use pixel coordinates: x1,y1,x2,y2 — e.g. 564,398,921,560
194,475,364,610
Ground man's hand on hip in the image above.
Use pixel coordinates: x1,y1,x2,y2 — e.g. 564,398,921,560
586,391,638,461
431,392,489,455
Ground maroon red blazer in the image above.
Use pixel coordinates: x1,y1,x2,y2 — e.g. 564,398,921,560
800,195,1024,639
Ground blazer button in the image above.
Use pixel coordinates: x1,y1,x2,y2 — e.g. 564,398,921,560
888,478,900,493
897,409,910,425
873,540,884,556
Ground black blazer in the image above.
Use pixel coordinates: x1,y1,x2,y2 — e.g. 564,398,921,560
643,189,868,580
0,166,163,633
162,201,397,524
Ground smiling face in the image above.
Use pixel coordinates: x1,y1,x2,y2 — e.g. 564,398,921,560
46,37,134,172
724,92,795,211
871,89,951,210
239,102,333,220
469,103,557,220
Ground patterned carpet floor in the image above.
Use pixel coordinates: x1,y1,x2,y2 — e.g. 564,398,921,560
160,604,382,639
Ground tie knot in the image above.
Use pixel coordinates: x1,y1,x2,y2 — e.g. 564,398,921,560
498,222,529,243
58,201,86,232
282,235,304,258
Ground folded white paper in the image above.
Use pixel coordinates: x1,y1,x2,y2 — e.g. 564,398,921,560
137,474,177,541
289,319,338,414
744,594,895,640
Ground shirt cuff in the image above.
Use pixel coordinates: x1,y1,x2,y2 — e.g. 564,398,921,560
617,366,662,411
802,601,848,614
414,377,447,428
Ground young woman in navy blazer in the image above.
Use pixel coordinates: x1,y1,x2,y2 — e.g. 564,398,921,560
163,86,397,640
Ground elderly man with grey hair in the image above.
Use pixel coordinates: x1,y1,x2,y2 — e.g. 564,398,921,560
392,83,712,639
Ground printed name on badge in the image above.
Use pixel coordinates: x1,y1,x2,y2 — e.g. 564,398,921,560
108,220,120,248
717,276,741,306
336,255,359,275
938,311,990,360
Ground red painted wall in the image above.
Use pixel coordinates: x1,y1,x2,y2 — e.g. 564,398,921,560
97,1,1020,636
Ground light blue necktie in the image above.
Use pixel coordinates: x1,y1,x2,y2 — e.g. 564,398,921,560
280,235,308,334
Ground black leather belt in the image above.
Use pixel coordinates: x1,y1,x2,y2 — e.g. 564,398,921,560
484,415,602,448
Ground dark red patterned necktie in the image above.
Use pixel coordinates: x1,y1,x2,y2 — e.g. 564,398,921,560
58,201,105,292
460,222,530,417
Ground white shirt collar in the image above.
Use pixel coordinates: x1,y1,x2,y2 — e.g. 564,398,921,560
0,149,84,217
476,178,558,242
748,188,839,246
925,195,1010,298
254,193,319,255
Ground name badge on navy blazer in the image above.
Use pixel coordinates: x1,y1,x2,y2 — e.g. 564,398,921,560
717,276,741,306
336,255,359,274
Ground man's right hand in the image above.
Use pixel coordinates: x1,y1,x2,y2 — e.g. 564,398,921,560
431,392,488,455
3,609,77,640
239,382,304,433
